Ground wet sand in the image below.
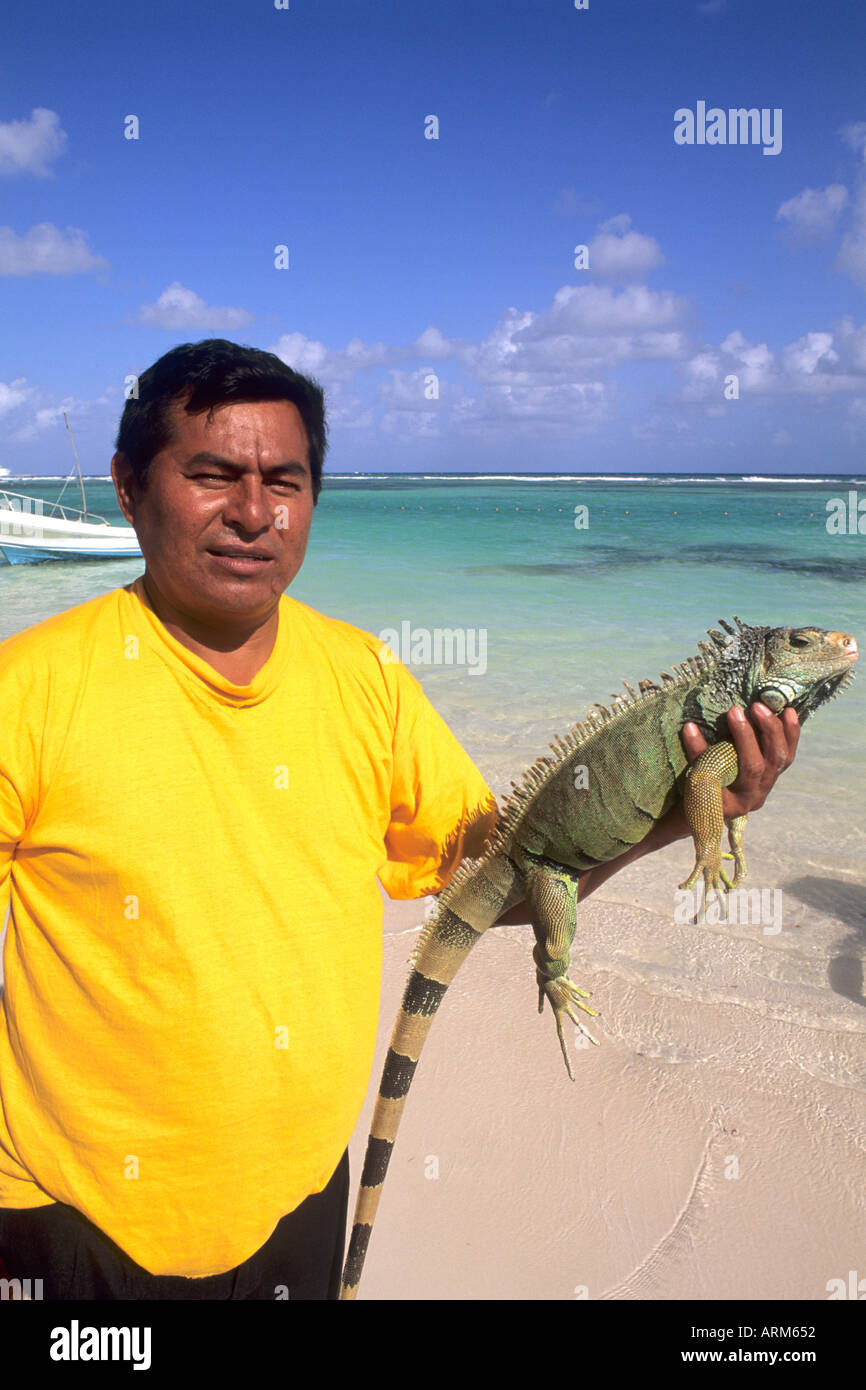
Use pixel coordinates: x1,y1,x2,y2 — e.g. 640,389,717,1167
348,831,866,1300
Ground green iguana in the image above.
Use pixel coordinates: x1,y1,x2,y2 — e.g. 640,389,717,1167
340,620,857,1299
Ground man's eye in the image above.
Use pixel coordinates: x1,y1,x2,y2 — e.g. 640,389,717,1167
192,474,302,490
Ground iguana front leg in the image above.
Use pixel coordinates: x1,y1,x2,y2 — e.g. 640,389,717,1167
678,739,749,915
523,858,600,1080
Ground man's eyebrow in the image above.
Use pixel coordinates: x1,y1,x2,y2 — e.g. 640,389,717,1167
182,451,308,474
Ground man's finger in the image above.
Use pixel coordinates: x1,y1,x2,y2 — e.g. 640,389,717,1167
681,721,708,763
727,705,765,783
781,705,801,767
745,701,793,777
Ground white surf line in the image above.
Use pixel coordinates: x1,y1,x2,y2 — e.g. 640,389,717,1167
599,1111,723,1300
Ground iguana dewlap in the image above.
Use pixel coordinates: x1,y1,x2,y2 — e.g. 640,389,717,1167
340,621,857,1299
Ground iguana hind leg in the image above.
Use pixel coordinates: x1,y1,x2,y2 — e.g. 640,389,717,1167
521,857,600,1081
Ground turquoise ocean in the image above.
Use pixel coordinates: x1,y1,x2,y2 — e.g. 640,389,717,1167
0,472,864,1081
1,471,862,795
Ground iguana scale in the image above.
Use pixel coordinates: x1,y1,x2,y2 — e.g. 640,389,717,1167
340,620,857,1299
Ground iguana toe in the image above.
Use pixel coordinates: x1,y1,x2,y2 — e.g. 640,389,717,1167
680,852,733,894
680,849,738,923
540,975,600,1079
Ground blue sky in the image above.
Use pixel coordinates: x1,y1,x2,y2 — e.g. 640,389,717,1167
1,0,865,477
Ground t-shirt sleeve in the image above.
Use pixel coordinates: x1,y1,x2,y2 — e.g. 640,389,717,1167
377,653,498,900
0,643,41,912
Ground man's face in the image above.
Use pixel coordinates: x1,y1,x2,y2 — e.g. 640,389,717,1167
112,397,315,629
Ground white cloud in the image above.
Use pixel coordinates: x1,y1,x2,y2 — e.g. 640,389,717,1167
544,282,685,334
775,184,849,239
483,283,690,379
14,400,81,442
773,127,866,287
269,331,329,377
269,330,394,383
318,379,376,430
255,270,866,442
0,223,108,276
0,378,34,418
682,331,774,399
721,330,774,372
587,213,665,281
0,377,115,444
377,369,441,411
840,122,866,162
268,280,688,438
782,331,838,375
835,184,866,290
412,325,461,359
775,128,866,288
837,315,866,370
138,282,254,331
681,320,866,404
378,370,444,438
462,380,611,430
7,394,99,443
0,108,67,177
269,330,415,430
268,330,467,432
685,351,721,386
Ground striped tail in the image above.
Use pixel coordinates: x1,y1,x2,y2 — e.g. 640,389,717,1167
339,849,522,1299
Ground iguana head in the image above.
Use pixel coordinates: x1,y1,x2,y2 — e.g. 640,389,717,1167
713,622,857,724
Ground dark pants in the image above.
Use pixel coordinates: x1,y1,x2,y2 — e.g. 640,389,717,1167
0,1148,349,1300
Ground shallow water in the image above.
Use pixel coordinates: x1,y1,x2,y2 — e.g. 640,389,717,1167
1,473,863,1080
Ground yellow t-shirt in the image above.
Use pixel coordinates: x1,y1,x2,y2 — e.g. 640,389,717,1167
0,576,496,1277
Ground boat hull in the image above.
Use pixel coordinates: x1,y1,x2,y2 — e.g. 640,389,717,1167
0,507,141,563
1,540,143,564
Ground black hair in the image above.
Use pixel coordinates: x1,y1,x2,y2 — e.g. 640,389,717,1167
115,339,327,502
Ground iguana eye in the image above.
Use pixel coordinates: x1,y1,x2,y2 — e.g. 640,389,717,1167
789,634,810,647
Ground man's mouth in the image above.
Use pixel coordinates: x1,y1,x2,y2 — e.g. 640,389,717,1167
207,546,275,573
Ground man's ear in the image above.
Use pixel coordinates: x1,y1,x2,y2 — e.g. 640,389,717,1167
110,452,137,525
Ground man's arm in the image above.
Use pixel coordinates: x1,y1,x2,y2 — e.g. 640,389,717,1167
494,700,800,923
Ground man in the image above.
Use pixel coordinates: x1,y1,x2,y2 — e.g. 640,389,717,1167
0,339,799,1300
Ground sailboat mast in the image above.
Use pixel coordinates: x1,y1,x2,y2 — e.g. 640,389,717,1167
63,412,88,521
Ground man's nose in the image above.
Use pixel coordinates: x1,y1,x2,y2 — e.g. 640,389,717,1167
224,478,272,530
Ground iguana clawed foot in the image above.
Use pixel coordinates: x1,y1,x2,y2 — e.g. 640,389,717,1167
538,975,600,1081
679,849,746,923
679,848,734,897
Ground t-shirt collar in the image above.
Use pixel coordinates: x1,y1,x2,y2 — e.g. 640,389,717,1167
125,574,292,706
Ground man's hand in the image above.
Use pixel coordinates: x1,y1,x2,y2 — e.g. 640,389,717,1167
688,703,800,816
654,702,801,848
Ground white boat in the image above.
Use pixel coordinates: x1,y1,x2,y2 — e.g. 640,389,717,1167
0,490,142,564
0,414,141,565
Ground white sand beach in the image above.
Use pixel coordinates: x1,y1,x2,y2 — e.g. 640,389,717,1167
351,815,866,1301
